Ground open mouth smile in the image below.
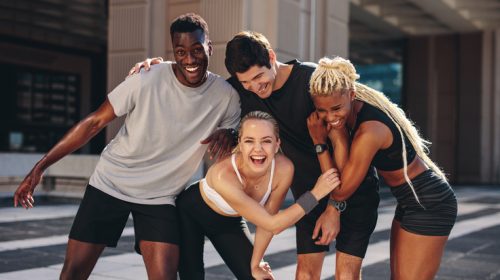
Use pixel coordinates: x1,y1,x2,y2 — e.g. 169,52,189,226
250,155,266,165
185,65,200,73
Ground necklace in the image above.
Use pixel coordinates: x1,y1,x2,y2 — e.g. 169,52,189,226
240,173,266,190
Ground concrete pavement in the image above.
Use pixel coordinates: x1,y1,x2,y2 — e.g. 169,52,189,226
0,185,499,279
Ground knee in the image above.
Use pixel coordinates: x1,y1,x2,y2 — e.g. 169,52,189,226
296,253,325,280
296,267,321,280
336,252,362,280
335,268,361,280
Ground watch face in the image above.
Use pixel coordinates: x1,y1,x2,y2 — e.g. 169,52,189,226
315,145,323,153
315,144,326,153
336,200,347,212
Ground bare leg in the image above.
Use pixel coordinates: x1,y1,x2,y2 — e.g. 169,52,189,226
60,239,106,280
390,220,448,280
336,251,363,280
139,240,179,280
296,252,326,280
390,219,400,279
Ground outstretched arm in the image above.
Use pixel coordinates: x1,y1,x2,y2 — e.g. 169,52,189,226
213,166,339,235
250,162,291,280
14,100,117,208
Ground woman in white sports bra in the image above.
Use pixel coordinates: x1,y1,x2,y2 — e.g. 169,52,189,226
176,111,339,280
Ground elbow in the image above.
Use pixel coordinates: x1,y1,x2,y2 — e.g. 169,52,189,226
264,220,286,235
83,115,106,135
271,226,285,235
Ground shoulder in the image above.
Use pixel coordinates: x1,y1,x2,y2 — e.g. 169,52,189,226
207,157,239,188
273,154,294,184
358,103,394,133
291,60,317,75
209,72,233,89
275,153,294,172
226,76,239,88
142,62,173,81
354,121,391,149
208,72,239,97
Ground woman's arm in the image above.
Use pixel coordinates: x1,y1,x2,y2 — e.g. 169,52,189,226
307,112,336,171
250,158,292,278
330,122,389,201
212,162,339,235
328,127,350,173
307,112,350,173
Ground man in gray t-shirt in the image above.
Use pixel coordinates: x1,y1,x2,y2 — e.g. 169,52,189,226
13,13,240,280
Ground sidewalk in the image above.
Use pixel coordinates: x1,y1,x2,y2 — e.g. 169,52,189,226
0,185,499,279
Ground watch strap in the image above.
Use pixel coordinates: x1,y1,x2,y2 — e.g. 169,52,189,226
328,198,347,212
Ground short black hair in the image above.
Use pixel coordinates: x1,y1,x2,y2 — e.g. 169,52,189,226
170,13,209,40
225,31,272,77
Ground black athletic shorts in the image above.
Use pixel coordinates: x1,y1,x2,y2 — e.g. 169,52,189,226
69,185,180,252
392,169,457,236
296,167,379,258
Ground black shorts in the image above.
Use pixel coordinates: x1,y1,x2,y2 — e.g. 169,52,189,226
69,185,180,251
296,167,379,258
392,169,457,236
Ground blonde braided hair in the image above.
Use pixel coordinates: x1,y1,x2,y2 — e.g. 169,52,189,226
310,56,446,206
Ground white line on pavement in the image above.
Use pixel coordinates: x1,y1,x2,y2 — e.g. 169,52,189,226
0,205,79,223
1,202,499,279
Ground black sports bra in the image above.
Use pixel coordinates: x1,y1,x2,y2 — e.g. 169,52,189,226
351,102,416,171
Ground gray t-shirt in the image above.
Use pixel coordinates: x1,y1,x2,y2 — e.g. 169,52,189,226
89,62,241,205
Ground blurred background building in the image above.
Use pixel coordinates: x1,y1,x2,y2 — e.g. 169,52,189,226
1,0,499,197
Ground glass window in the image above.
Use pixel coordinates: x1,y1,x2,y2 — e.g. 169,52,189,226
355,63,402,106
0,65,80,153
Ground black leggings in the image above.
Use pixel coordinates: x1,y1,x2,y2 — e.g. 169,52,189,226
176,183,254,280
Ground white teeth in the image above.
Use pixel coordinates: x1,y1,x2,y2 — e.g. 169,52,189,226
258,84,267,93
250,156,266,160
329,120,341,127
185,66,199,72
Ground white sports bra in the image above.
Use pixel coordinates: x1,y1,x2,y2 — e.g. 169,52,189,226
201,153,275,215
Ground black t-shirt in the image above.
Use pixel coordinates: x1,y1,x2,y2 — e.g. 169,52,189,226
227,60,320,198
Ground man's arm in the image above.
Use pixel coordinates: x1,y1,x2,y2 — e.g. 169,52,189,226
14,100,117,208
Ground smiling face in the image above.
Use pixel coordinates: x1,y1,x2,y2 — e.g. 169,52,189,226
172,29,212,87
238,119,280,172
235,65,277,99
234,49,278,99
312,90,355,129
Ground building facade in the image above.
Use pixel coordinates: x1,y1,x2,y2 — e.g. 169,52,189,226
1,0,499,193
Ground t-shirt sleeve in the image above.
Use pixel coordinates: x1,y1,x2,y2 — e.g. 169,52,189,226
107,75,141,117
219,87,241,129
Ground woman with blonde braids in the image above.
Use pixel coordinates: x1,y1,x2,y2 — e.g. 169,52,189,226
307,56,457,279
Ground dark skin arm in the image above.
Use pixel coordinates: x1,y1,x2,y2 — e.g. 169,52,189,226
14,99,117,208
307,112,349,245
200,128,236,161
329,121,389,201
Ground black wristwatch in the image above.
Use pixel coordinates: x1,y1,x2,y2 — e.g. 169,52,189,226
314,144,329,154
328,198,347,212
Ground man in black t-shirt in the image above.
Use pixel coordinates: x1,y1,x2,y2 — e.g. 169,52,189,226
224,31,380,280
